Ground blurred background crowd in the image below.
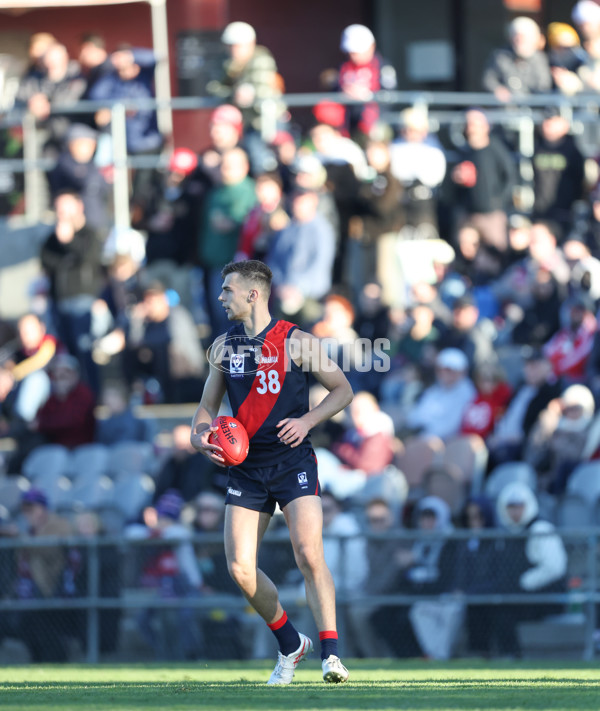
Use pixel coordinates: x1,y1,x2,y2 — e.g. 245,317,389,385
1,0,600,663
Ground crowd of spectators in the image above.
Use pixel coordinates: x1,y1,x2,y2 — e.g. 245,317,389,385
1,4,600,661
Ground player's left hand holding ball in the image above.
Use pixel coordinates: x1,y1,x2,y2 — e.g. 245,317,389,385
277,417,310,447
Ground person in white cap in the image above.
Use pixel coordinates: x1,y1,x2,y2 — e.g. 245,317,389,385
207,21,285,135
405,348,476,440
524,383,599,494
494,481,567,657
482,16,552,102
572,0,600,42
336,24,396,139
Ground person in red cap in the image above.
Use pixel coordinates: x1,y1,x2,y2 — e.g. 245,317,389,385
199,105,244,185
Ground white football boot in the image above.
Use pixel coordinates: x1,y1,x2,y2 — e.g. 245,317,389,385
322,654,349,683
267,633,313,685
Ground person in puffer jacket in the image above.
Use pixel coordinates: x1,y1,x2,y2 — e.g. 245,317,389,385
494,481,567,656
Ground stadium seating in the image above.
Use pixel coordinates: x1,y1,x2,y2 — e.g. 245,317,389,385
106,441,156,479
0,476,30,515
66,443,110,481
566,461,600,507
484,461,537,500
442,434,489,494
112,473,155,521
424,463,466,516
556,493,592,529
22,444,70,481
395,436,445,489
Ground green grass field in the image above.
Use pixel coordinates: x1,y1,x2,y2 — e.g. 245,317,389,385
1,660,599,711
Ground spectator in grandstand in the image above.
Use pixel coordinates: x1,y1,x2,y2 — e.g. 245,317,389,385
333,24,397,140
73,511,121,654
40,190,103,392
308,120,366,285
291,153,339,245
482,16,552,102
153,423,222,502
494,482,567,657
330,390,395,476
563,234,600,303
0,313,56,433
189,490,243,658
438,293,498,371
348,137,405,290
347,497,401,657
310,490,367,600
95,381,155,446
312,294,359,376
15,41,86,157
269,129,298,194
389,106,447,238
126,489,203,660
572,1,600,91
453,495,499,657
493,220,570,310
354,281,392,344
198,104,244,185
78,32,111,99
88,46,162,156
547,22,587,96
509,268,563,348
123,281,205,404
391,301,441,369
47,122,110,232
486,347,563,467
572,0,600,42
207,21,286,141
266,185,335,322
91,252,145,368
450,108,516,252
460,363,512,440
404,348,476,441
20,32,55,82
532,108,585,233
370,496,457,658
134,147,203,310
34,353,96,449
543,292,597,382
198,147,257,335
16,487,74,662
525,383,598,493
236,172,289,261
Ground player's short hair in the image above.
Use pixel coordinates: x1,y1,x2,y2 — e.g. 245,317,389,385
221,260,272,296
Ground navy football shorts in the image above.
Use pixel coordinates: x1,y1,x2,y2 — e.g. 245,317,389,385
225,447,321,515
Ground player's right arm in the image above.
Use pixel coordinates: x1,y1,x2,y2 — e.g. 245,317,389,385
190,334,227,466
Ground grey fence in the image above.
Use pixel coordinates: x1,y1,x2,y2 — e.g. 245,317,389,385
0,526,597,663
3,89,600,227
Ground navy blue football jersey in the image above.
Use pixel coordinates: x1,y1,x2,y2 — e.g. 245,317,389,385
221,318,312,467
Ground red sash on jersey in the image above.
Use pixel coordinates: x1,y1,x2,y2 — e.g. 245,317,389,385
235,320,294,439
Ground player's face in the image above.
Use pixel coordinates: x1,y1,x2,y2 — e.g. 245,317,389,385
218,273,252,320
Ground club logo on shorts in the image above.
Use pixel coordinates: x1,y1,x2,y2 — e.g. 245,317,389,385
297,471,308,488
230,353,245,377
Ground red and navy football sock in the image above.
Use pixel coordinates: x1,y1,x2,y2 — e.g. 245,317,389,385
267,611,301,656
319,630,338,660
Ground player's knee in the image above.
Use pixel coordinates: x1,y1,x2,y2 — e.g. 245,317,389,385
294,542,323,577
227,558,254,590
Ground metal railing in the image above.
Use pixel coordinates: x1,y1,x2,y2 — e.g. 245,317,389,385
0,526,597,663
2,89,600,227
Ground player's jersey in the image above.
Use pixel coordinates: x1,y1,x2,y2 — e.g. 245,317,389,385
221,318,311,467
